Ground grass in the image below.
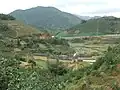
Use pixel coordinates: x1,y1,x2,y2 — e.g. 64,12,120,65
64,71,120,90
67,17,120,35
66,35,120,64
33,56,47,60
31,34,120,69
35,60,48,69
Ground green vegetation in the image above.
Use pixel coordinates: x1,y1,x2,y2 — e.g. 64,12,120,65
0,56,68,90
0,19,40,38
2,44,120,90
10,6,81,30
0,29,74,90
0,14,15,20
1,13,120,90
2,20,40,37
63,44,120,90
65,16,120,36
1,32,120,90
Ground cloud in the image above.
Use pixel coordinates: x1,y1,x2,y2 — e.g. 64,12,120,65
55,0,120,17
54,0,106,10
53,0,108,16
86,8,120,14
0,0,120,17
0,0,56,13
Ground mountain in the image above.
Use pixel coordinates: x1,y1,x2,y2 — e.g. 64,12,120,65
10,6,82,30
66,16,120,35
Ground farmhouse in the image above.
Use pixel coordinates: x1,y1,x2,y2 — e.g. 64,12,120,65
36,33,52,39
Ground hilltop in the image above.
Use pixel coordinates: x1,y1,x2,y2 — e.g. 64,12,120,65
0,14,40,38
1,20,40,37
10,6,81,30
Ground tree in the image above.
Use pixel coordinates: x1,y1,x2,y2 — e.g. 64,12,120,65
0,14,15,20
0,23,9,32
81,20,87,24
0,56,20,90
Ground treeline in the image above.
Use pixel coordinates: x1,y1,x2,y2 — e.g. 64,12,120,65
0,14,15,20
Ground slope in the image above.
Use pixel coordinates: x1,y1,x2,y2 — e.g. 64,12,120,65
10,6,81,30
68,16,120,35
0,20,40,38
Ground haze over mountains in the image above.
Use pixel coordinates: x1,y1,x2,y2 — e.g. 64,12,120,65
76,15,101,20
10,6,82,30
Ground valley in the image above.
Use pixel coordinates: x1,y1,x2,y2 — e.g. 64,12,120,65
1,8,120,90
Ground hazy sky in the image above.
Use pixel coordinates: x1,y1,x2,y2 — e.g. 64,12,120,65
1,0,120,17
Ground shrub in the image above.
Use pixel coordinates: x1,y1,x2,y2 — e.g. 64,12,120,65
0,56,20,90
0,14,15,20
91,70,101,77
0,23,9,32
48,62,68,76
111,81,120,90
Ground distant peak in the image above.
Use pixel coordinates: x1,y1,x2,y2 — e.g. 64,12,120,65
26,6,59,10
35,6,57,9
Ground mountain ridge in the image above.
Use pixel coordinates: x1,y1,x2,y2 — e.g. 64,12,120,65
56,16,120,37
10,6,82,30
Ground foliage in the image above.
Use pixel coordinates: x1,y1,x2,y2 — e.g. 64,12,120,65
111,81,120,90
0,23,9,32
0,14,15,20
92,44,120,73
48,62,68,76
68,16,120,35
0,56,20,90
81,20,87,24
0,34,74,89
18,36,74,55
0,55,68,90
1,15,120,90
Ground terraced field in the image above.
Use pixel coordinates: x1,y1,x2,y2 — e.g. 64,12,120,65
68,35,120,62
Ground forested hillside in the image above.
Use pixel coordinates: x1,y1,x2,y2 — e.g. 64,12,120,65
10,6,81,30
67,16,120,35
